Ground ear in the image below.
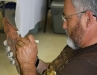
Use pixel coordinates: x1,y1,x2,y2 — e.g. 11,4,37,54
85,11,93,28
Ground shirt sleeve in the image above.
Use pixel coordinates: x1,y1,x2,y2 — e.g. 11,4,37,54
57,59,97,75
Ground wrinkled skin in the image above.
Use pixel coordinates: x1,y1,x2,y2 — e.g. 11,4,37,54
16,35,38,66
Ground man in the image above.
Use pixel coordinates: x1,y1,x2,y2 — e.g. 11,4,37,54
4,0,97,75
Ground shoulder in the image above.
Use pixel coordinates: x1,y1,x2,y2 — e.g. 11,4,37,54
58,44,97,75
58,59,97,75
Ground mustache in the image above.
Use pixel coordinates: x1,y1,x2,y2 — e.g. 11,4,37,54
65,29,68,36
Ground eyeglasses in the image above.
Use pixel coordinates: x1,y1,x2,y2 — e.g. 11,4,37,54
62,11,96,22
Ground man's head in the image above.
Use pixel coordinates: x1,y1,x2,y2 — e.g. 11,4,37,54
63,0,97,49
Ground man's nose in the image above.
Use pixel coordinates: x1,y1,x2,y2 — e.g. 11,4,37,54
63,21,67,29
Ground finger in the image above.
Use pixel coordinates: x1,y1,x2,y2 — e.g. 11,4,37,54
26,35,39,43
27,35,35,43
17,40,25,47
16,44,21,50
18,37,29,45
16,44,23,53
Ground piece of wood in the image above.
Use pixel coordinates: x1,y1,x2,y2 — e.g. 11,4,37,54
3,17,21,74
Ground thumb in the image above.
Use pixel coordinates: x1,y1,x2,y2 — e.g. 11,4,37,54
26,35,35,43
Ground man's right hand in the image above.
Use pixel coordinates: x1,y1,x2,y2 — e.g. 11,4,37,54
16,35,38,75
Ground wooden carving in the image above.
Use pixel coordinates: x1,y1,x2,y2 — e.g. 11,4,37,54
3,17,21,74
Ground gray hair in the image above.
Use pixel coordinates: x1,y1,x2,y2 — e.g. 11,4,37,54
72,0,97,16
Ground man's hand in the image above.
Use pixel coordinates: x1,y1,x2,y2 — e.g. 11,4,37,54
16,35,38,65
16,35,38,75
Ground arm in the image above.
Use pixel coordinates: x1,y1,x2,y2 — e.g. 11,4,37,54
16,35,38,75
36,59,49,73
3,17,51,75
3,17,42,75
20,63,37,75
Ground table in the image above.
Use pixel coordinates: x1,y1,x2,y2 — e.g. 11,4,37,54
0,0,47,37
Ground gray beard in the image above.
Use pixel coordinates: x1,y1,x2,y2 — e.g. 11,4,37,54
65,29,79,50
67,36,79,50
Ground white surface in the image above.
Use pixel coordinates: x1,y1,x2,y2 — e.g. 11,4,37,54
0,0,46,37
15,0,46,37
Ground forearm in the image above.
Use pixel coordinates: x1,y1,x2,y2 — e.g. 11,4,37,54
20,63,37,75
36,59,50,73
